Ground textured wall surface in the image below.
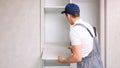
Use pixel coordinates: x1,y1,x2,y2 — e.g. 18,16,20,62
106,0,120,68
0,0,41,68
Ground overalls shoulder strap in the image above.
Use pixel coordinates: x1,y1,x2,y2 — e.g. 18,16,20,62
74,23,95,38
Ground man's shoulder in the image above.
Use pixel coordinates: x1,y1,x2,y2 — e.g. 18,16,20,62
70,24,87,36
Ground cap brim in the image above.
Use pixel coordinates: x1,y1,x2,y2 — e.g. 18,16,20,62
61,11,66,14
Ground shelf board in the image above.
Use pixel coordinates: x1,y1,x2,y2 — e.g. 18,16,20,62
44,66,70,68
42,43,70,66
44,6,65,9
42,43,71,60
44,6,65,12
73,0,98,2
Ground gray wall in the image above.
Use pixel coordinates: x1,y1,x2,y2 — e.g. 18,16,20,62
0,0,41,68
106,0,120,68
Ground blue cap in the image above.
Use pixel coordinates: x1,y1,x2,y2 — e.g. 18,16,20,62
61,3,80,15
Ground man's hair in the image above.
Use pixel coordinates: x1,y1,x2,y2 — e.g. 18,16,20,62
71,14,80,18
65,13,80,18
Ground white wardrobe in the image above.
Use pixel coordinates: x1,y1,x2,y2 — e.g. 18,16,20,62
40,0,106,68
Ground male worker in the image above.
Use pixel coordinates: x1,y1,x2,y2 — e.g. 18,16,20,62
57,3,103,68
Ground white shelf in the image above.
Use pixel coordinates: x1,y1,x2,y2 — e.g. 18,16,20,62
44,66,70,68
44,6,65,12
45,6,65,9
42,43,71,66
73,0,98,2
45,0,70,7
42,43,71,60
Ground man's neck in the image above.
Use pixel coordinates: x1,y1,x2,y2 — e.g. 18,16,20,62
72,17,80,25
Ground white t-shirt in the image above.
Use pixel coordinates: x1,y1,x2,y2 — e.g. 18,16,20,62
70,19,95,58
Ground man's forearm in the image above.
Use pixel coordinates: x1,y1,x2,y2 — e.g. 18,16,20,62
63,54,82,63
58,45,82,64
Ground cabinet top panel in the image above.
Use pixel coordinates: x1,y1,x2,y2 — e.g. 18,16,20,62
45,0,70,7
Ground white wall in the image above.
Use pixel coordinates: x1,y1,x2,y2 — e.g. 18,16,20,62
0,0,41,68
106,0,120,68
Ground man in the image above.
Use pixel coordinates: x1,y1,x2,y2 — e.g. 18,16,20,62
57,3,103,68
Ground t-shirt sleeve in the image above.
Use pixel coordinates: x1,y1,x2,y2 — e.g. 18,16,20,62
70,26,82,45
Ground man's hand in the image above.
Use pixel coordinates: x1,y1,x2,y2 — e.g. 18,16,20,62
57,45,82,63
57,56,65,63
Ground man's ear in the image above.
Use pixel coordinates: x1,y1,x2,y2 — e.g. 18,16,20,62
67,14,70,17
67,14,72,20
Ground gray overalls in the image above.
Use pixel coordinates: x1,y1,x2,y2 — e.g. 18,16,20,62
74,24,103,68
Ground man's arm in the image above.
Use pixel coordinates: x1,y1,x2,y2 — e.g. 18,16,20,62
57,45,82,63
